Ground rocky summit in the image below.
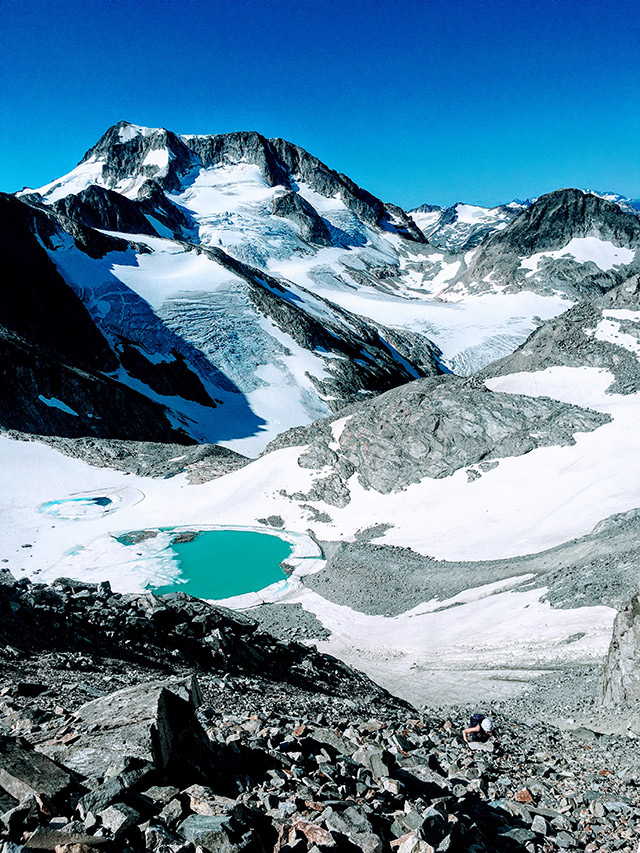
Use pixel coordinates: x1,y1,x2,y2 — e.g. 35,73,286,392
1,571,640,853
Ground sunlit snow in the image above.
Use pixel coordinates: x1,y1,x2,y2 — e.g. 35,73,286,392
521,237,636,274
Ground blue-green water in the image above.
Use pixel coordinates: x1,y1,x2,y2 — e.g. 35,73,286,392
150,529,292,599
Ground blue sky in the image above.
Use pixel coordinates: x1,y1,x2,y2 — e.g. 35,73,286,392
1,0,638,208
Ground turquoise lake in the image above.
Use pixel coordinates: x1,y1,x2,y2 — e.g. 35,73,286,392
150,529,292,599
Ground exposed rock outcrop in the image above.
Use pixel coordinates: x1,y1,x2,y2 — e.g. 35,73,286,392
600,596,640,708
466,189,640,297
482,276,640,394
271,190,333,245
269,375,609,500
0,194,198,443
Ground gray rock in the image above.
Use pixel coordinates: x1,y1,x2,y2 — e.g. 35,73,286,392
98,801,141,837
600,595,640,707
309,728,356,756
352,746,390,780
466,189,640,299
178,813,237,851
0,736,72,802
76,776,127,819
555,830,578,848
323,804,373,836
41,676,215,782
182,784,236,816
275,374,608,503
272,191,333,246
530,813,548,835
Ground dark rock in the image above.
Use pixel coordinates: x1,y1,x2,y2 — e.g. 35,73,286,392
41,677,216,783
272,191,333,246
0,736,73,803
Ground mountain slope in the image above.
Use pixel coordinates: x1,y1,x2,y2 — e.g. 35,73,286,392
11,184,443,452
29,122,634,386
464,188,640,298
0,193,212,443
409,201,524,251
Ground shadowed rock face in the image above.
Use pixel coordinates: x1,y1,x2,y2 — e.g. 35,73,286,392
0,194,200,442
51,185,158,236
271,190,333,246
82,122,197,193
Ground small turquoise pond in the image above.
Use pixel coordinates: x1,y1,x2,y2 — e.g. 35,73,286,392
147,529,292,600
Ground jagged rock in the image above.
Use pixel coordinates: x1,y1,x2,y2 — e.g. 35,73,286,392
178,807,269,853
272,191,333,246
274,374,609,498
351,746,390,781
76,777,127,819
467,189,640,298
1,573,639,853
51,185,158,237
40,677,213,782
0,795,39,837
181,785,236,816
20,826,109,848
600,596,640,708
0,737,72,803
97,802,140,837
530,814,548,835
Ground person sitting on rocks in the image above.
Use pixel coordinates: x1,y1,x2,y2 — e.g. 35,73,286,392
462,712,494,748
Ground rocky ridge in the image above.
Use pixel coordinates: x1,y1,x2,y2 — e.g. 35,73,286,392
409,202,522,252
0,193,207,444
265,374,608,503
465,190,640,298
3,187,444,449
1,571,640,853
481,275,640,393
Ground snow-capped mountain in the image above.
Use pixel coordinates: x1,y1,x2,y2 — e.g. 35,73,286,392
13,123,455,453
409,201,524,251
12,123,640,447
586,190,640,216
0,193,226,444
463,188,640,298
5,121,640,708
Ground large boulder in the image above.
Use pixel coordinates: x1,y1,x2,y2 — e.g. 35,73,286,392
600,596,640,707
38,677,218,785
0,736,73,803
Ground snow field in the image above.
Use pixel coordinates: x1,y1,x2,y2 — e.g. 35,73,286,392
521,237,636,274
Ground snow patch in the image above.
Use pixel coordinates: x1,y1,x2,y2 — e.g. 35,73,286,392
589,317,640,356
118,123,157,142
38,396,79,416
521,237,635,274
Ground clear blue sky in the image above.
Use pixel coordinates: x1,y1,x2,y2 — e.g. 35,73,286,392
1,0,639,208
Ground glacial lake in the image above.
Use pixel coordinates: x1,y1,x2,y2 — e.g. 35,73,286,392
145,529,292,600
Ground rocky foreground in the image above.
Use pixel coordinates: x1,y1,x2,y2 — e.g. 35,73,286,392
0,572,639,853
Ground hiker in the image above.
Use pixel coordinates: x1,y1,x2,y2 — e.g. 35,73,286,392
462,712,494,746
